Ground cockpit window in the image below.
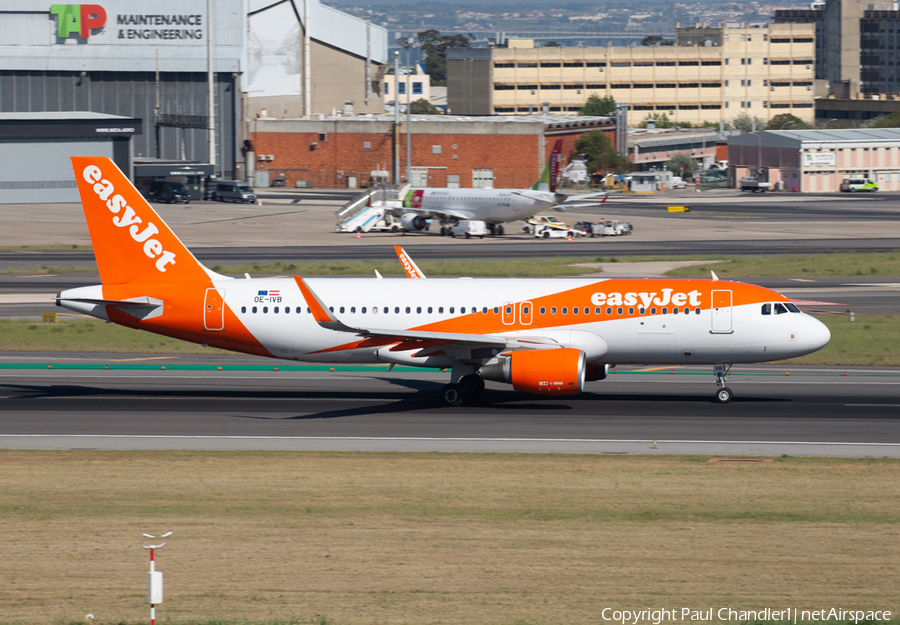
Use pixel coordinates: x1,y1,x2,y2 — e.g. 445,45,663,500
774,302,789,315
785,302,801,313
761,303,771,315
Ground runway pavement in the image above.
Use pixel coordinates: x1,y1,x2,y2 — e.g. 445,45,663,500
1,356,897,457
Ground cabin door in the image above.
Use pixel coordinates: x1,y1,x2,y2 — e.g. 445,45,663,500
204,288,226,332
711,290,733,333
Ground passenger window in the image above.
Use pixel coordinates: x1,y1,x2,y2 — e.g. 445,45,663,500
584,307,590,315
673,307,679,315
572,307,578,315
439,307,444,313
551,307,557,314
596,307,602,314
449,307,455,313
406,307,411,313
523,306,529,314
628,307,634,315
383,307,389,314
252,306,257,313
483,307,488,314
351,307,356,313
395,307,400,314
662,307,668,315
241,306,246,313
762,303,771,315
338,307,343,313
428,307,433,314
307,307,311,314
362,307,367,313
329,307,334,312
606,307,612,315
651,307,657,315
285,307,290,314
562,307,568,314
492,307,498,314
617,307,623,315
786,303,801,313
417,307,422,313
263,306,268,313
505,306,512,314
372,307,378,314
460,307,466,314
695,307,700,314
639,307,645,315
683,308,690,314
540,307,546,314
775,303,789,315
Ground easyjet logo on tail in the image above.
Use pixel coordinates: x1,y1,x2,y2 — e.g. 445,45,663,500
82,165,176,272
591,288,702,308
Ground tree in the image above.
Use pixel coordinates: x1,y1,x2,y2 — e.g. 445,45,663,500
767,113,809,130
410,99,441,115
638,113,674,128
641,35,673,46
574,130,633,175
868,112,900,128
543,40,562,47
579,94,616,116
665,153,700,176
417,30,473,86
731,113,767,134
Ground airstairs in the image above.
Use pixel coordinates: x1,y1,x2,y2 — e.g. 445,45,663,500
335,184,410,233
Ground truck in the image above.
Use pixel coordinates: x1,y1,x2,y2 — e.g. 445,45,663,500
740,177,772,193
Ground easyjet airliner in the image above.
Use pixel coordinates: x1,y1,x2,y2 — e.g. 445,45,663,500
58,157,830,405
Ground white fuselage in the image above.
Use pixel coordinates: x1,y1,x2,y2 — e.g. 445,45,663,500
413,189,556,223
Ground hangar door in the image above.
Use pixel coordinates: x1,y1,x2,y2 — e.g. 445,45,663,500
0,139,113,204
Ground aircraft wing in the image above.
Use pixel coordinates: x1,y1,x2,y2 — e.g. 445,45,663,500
294,276,559,353
560,192,608,203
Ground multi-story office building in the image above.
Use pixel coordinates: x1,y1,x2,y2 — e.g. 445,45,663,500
775,0,900,96
447,23,816,126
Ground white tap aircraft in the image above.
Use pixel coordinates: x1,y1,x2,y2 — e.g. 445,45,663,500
58,157,831,405
397,140,609,235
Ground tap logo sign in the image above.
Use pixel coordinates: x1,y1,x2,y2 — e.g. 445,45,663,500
50,4,107,39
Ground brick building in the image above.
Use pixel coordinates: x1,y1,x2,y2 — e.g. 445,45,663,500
250,114,615,189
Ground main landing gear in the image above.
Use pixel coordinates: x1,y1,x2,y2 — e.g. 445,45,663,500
714,363,733,403
440,374,485,407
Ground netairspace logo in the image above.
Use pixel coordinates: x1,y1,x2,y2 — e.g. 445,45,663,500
600,607,893,625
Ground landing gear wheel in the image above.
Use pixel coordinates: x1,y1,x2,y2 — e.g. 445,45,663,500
440,383,464,407
715,387,733,403
440,226,448,236
459,374,485,398
488,223,496,235
496,225,504,235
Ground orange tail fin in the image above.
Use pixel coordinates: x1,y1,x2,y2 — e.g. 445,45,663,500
71,157,210,285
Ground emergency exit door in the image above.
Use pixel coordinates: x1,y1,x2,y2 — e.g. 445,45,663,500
204,288,226,331
710,290,732,333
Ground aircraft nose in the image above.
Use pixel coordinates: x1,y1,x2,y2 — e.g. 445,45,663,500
806,316,831,352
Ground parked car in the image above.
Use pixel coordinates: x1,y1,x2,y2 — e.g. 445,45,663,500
215,180,257,203
671,176,688,189
840,178,878,192
147,179,190,204
740,177,772,193
524,215,572,236
449,220,487,239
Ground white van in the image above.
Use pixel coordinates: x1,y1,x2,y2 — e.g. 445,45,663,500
449,220,487,239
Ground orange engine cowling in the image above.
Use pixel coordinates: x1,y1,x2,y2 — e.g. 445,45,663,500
481,348,586,396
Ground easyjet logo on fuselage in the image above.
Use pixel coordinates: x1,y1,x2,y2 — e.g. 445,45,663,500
82,165,176,272
591,288,703,308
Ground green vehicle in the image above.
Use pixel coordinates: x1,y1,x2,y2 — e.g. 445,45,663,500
840,178,878,192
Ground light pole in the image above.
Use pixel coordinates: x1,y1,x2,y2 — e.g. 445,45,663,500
393,49,400,185
400,35,416,184
142,532,172,625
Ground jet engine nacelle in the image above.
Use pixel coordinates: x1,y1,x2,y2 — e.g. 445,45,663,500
480,348,585,395
400,213,428,231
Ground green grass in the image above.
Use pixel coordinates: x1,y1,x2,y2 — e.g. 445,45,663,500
3,314,899,366
0,318,227,354
665,251,900,277
5,251,900,277
783,313,900,366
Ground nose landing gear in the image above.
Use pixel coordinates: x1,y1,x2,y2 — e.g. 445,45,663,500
714,363,733,403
